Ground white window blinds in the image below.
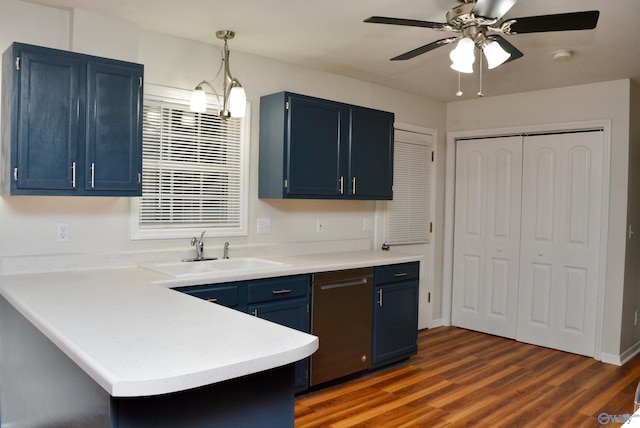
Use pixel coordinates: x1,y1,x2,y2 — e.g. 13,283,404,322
131,84,248,239
385,130,432,245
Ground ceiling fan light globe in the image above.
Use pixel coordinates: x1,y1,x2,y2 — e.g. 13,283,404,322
451,60,473,73
484,41,511,69
190,87,207,113
450,37,476,64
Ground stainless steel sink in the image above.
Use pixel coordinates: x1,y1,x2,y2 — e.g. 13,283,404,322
140,258,289,278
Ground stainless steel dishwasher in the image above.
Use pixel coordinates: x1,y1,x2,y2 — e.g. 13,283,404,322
310,267,373,386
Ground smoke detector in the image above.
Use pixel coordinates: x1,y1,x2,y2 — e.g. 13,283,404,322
552,50,573,62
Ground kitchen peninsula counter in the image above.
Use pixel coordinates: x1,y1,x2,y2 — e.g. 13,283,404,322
0,250,420,426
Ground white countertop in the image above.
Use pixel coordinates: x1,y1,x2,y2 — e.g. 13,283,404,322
0,250,420,398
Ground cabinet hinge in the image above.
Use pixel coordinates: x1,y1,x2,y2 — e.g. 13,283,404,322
13,168,18,181
284,179,288,188
431,151,434,162
430,222,433,233
15,57,20,70
285,101,290,110
428,292,431,303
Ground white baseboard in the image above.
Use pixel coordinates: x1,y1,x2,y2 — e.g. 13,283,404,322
613,340,640,366
427,318,443,329
600,352,622,366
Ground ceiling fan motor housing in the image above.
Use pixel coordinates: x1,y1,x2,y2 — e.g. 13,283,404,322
447,2,498,29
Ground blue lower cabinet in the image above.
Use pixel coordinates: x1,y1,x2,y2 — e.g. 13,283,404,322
175,275,311,393
247,275,311,392
372,262,420,369
249,298,310,393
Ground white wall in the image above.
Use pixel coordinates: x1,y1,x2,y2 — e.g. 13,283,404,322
446,79,633,358
622,80,640,357
0,0,447,324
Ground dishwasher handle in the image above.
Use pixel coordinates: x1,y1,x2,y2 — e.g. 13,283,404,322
319,278,368,290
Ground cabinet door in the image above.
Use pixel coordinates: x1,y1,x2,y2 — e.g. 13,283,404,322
16,48,82,191
86,60,142,194
348,107,394,200
248,298,310,392
372,281,419,368
286,95,347,198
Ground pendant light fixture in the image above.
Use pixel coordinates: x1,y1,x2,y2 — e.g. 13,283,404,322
190,30,246,119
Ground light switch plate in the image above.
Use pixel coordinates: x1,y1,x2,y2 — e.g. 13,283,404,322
257,218,271,234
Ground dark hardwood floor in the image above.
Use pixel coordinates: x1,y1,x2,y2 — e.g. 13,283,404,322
295,326,640,427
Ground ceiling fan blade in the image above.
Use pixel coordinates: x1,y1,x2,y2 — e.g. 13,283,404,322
489,35,524,63
505,10,599,34
391,37,458,61
472,0,518,20
364,16,448,30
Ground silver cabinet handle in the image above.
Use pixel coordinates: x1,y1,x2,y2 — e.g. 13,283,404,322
377,289,383,307
90,162,95,189
339,176,344,195
272,289,292,295
206,298,218,303
394,272,408,277
253,309,258,317
352,176,356,195
71,162,76,188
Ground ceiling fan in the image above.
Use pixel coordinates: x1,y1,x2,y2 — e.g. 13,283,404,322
364,0,599,70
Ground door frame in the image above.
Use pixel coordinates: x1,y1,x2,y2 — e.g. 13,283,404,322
442,119,611,360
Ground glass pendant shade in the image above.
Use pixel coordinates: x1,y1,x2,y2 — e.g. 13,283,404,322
450,38,475,74
190,87,207,113
483,40,511,69
228,85,246,118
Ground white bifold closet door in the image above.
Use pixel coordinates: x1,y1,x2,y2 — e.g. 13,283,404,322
517,131,604,357
452,136,523,339
452,130,604,357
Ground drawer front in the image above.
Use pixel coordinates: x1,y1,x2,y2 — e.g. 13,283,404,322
176,283,240,308
374,262,420,285
247,275,310,304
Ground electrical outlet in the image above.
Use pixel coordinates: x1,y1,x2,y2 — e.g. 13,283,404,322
56,223,69,242
257,218,271,234
316,219,324,233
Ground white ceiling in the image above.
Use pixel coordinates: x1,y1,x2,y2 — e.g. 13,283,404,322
23,0,640,101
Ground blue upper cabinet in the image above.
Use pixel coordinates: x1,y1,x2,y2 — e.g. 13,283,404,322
348,106,394,200
85,60,142,194
259,91,394,200
1,43,143,196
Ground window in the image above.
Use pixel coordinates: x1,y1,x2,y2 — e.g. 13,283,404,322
131,85,249,239
384,129,432,245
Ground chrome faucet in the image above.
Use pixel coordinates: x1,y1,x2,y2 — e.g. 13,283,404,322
223,242,230,259
182,231,217,262
191,231,206,261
